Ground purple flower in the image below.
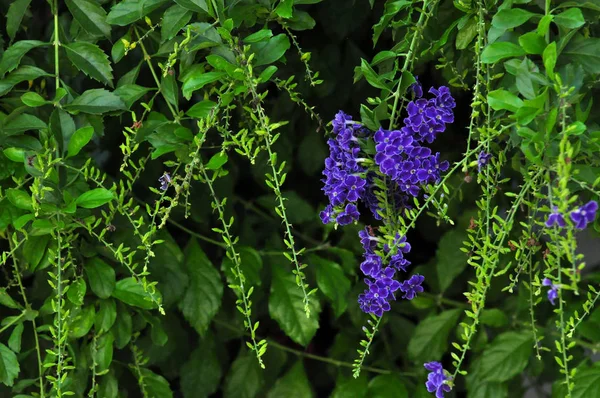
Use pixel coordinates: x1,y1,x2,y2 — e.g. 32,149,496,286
545,206,566,228
359,227,378,253
477,151,492,172
336,203,360,226
424,362,452,398
344,175,366,202
320,205,333,224
400,274,424,300
542,278,559,305
159,172,171,190
570,200,598,230
410,76,423,98
360,254,382,278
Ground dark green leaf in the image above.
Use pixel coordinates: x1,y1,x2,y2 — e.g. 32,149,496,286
269,264,321,346
106,0,169,26
456,16,478,50
6,0,32,41
98,372,118,398
554,8,585,29
408,309,460,362
0,289,19,309
64,42,114,87
95,299,117,333
23,234,50,271
3,113,47,136
331,374,368,398
186,100,217,119
488,89,524,112
479,331,533,382
224,352,264,398
564,36,600,74
65,0,111,39
367,374,408,398
481,42,526,63
160,74,178,109
298,130,327,176
65,89,126,114
85,257,116,299
251,34,291,66
67,278,87,306
436,230,468,291
0,343,19,386
71,305,96,338
114,84,153,109
572,365,600,398
178,239,223,335
140,368,173,398
112,278,161,309
8,323,23,353
267,361,312,397
181,71,226,100
174,0,208,12
111,303,132,349
161,5,192,41
180,335,222,398
372,1,411,45
491,8,536,30
312,255,350,317
94,332,114,372
0,40,46,76
480,309,508,328
221,246,263,291
0,66,50,96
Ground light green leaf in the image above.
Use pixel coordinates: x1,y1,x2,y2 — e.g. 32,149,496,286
6,188,32,210
436,230,468,291
161,5,192,41
554,8,585,29
267,361,312,398
85,257,116,299
487,89,524,112
0,343,20,386
112,278,160,309
244,29,273,43
180,334,222,398
224,352,264,398
456,16,478,50
94,332,114,372
65,89,126,114
481,42,526,63
491,8,536,30
178,239,223,335
64,42,114,87
65,0,111,39
182,71,226,100
67,126,94,158
408,309,460,362
8,323,24,353
76,188,114,208
20,92,48,107
67,278,87,306
0,289,20,309
367,374,408,398
312,255,350,317
275,0,294,18
269,264,321,346
360,59,391,91
0,40,46,76
479,331,533,382
519,32,546,54
251,34,291,66
543,41,557,78
6,0,32,41
186,100,217,119
140,368,173,398
114,84,153,109
0,66,50,96
205,152,228,170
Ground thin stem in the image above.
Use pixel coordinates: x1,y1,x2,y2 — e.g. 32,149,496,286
53,0,60,91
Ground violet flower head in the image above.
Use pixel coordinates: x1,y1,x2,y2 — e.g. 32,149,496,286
400,274,425,300
570,200,598,230
545,206,566,228
477,151,492,172
424,362,452,398
410,76,423,98
542,278,559,305
336,203,360,226
158,172,171,190
359,227,378,253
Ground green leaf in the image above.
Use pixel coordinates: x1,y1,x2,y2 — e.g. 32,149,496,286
0,66,50,96
543,41,557,77
205,152,228,170
224,352,264,398
221,246,263,291
160,74,178,109
178,239,223,336
112,278,160,309
251,34,291,66
180,334,222,398
111,303,132,349
64,42,114,87
65,89,126,114
331,374,368,398
408,309,460,362
572,365,600,398
20,92,48,107
94,332,114,372
181,71,226,100
8,323,24,353
174,0,208,12
114,84,153,109
269,264,321,346
275,0,294,18
298,130,327,176
23,234,50,271
0,40,46,76
436,229,468,291
106,0,169,26
2,113,47,136
312,255,350,317
0,343,20,386
6,188,32,210
76,188,114,208
67,126,94,158
0,289,20,309
456,16,478,50
372,1,411,45
487,89,524,112
140,368,173,398
554,8,585,29
367,374,408,398
244,29,273,43
95,299,117,333
65,0,111,39
85,258,116,299
71,305,96,338
480,309,508,328
360,59,391,91
538,14,553,37
519,32,546,54
6,0,32,41
564,36,600,74
67,278,87,306
267,361,312,398
98,372,119,398
491,8,536,30
481,42,525,63
186,100,217,119
161,5,192,41
479,331,533,382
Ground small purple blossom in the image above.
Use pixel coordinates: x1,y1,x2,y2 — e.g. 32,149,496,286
477,151,492,172
400,274,424,300
545,206,566,228
570,200,598,230
159,172,171,190
424,362,452,398
336,203,360,226
542,278,560,305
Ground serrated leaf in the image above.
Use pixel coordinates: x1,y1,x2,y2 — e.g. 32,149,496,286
178,239,223,335
269,264,321,346
572,365,600,398
65,0,111,39
65,89,126,114
0,66,50,96
64,42,114,87
479,331,533,382
0,40,46,76
408,309,460,362
2,113,47,136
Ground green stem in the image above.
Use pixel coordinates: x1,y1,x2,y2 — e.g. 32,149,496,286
53,0,60,91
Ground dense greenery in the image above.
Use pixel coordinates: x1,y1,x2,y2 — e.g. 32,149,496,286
0,0,599,397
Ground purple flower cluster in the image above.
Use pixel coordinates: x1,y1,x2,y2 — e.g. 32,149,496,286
373,87,453,198
320,112,367,226
424,362,452,398
542,278,559,305
545,200,598,230
159,172,171,190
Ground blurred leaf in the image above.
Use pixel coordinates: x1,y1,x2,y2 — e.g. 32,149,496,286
112,278,161,310
65,89,127,114
572,365,600,398
480,309,508,328
436,229,468,291
0,343,19,386
221,246,263,289
224,352,264,398
180,334,222,398
162,5,192,41
479,331,533,382
85,257,116,299
111,303,132,349
564,36,600,74
331,374,368,398
312,255,350,317
267,361,312,398
6,0,32,41
367,374,408,398
408,309,460,362
140,368,173,398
